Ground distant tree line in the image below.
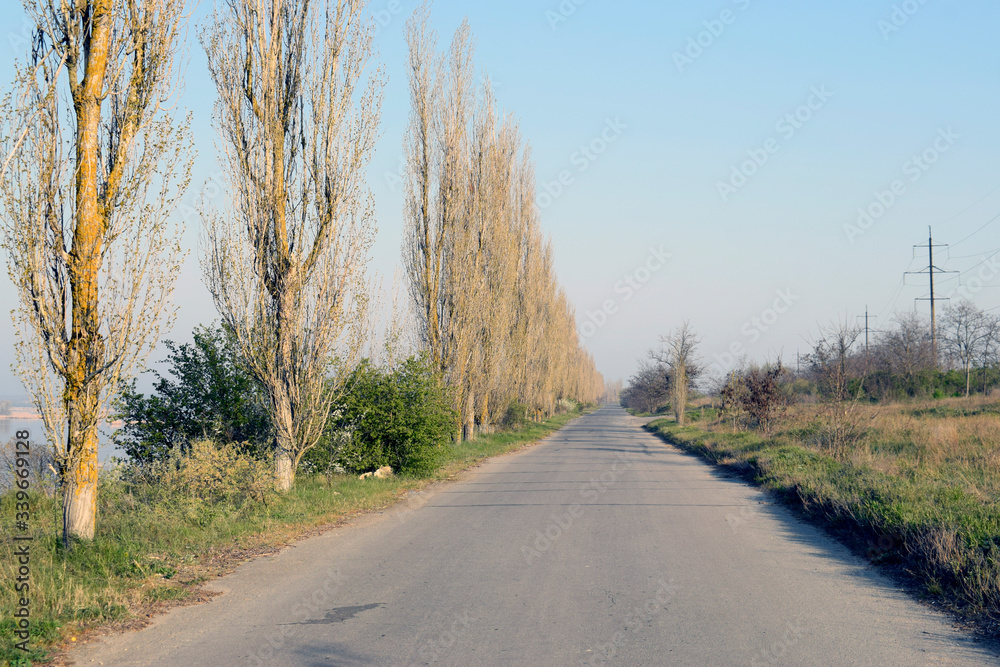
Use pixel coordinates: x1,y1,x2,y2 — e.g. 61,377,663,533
622,299,1000,434
402,7,603,439
802,301,1000,401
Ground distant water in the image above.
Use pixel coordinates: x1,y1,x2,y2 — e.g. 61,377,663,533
0,418,122,462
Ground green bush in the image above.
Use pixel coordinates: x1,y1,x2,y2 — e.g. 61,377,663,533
305,355,458,477
113,324,271,466
501,401,529,430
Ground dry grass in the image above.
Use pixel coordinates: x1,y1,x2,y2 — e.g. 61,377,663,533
780,398,1000,498
647,395,1000,635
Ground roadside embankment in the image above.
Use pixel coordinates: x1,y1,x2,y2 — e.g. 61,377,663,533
644,407,1000,639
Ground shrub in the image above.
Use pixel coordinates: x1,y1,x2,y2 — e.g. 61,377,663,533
120,440,275,508
501,402,529,430
162,441,274,505
0,437,57,496
306,355,458,477
742,364,792,435
113,324,271,466
718,363,793,434
555,398,578,414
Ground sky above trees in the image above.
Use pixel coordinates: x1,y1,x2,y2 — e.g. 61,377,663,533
3,0,1000,392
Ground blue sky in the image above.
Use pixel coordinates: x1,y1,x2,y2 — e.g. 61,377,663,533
3,0,1000,397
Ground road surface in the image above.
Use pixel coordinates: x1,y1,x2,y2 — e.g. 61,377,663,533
72,406,998,665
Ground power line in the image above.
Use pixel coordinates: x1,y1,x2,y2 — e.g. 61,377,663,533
952,211,1000,248
948,247,1000,260
879,256,920,321
877,278,906,321
950,183,1000,221
957,249,1000,279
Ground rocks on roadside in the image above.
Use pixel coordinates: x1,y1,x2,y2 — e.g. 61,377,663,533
358,466,393,480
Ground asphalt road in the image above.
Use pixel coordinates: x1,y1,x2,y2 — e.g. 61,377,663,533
72,406,999,666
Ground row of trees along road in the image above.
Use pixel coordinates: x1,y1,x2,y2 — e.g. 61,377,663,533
402,6,603,439
1,0,602,544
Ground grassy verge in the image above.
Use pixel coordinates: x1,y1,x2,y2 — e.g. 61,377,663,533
0,408,587,665
644,399,1000,637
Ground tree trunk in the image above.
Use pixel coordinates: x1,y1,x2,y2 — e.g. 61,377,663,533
62,400,99,542
463,390,475,441
63,0,113,545
674,367,687,426
478,393,489,435
272,272,297,492
269,353,297,492
275,449,294,491
62,474,97,543
271,393,296,491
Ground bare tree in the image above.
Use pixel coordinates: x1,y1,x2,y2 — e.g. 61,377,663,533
403,6,473,379
1,0,191,542
601,378,623,405
978,312,1000,395
806,320,876,455
877,311,934,378
807,320,863,401
201,0,384,490
941,300,994,398
718,370,749,431
651,322,701,426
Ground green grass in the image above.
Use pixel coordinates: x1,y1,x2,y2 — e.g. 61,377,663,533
645,414,1000,635
441,411,583,471
0,408,586,665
